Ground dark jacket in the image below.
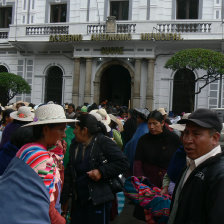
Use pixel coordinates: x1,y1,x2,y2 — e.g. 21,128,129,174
134,127,181,187
170,151,224,224
61,133,129,206
0,121,21,148
0,141,19,175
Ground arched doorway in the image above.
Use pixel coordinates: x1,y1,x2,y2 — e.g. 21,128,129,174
172,68,195,114
45,66,63,104
0,65,8,73
100,65,131,106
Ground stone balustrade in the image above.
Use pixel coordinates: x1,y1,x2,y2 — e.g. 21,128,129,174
156,23,212,33
117,24,136,33
0,32,8,39
87,24,106,34
26,26,69,35
87,23,136,34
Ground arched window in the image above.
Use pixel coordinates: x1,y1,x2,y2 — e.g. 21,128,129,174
45,66,63,104
0,65,8,73
172,68,195,114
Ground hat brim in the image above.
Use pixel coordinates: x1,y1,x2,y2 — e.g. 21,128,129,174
101,115,111,125
134,109,148,120
10,111,34,122
22,118,76,127
169,124,186,132
104,123,111,132
178,118,214,129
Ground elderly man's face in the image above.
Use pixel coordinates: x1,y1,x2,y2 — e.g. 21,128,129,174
183,122,220,160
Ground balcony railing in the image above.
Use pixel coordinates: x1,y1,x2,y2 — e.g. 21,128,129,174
156,23,212,33
0,31,8,39
87,23,136,34
6,20,222,41
87,24,106,34
26,26,69,35
117,24,136,33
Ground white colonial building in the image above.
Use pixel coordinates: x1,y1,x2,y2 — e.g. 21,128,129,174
0,0,223,114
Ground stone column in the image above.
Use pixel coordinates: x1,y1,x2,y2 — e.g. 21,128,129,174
84,58,92,104
72,58,80,107
146,58,155,110
93,80,100,104
132,58,141,108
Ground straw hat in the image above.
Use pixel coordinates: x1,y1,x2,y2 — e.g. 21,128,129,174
157,108,167,116
96,108,111,125
0,104,5,111
23,104,75,127
169,113,191,132
89,110,111,132
108,114,124,132
10,106,34,122
4,105,14,110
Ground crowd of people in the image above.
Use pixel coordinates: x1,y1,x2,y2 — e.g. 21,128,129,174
0,100,223,224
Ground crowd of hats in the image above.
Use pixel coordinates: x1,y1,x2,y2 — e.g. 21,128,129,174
1,100,223,135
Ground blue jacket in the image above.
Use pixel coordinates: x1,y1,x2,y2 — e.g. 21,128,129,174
0,157,50,223
124,122,149,171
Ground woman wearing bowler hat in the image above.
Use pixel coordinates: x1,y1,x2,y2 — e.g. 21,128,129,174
0,104,75,224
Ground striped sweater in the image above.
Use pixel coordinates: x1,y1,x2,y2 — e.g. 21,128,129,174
16,143,58,202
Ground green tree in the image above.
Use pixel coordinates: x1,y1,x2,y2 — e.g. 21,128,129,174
0,72,31,106
165,48,224,94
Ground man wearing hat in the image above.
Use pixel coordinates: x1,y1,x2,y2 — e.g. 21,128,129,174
168,108,224,224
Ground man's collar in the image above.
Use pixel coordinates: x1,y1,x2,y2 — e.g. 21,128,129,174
186,145,221,168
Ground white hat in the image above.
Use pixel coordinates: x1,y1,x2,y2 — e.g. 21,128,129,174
4,105,14,110
169,113,191,132
169,123,186,132
108,114,124,132
23,104,75,127
97,108,111,125
134,108,150,120
0,104,5,111
157,108,167,116
89,110,111,132
10,106,34,122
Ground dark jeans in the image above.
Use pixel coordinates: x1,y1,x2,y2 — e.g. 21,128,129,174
71,200,112,224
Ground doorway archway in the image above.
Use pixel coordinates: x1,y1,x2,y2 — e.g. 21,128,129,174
172,68,195,114
100,65,131,106
45,66,63,104
94,60,134,106
0,65,8,73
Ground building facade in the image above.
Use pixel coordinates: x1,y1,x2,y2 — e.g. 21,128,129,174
0,0,224,114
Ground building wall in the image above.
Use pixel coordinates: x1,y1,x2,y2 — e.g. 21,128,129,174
1,0,223,111
9,0,223,25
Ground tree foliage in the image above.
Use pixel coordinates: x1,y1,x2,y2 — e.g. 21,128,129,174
0,72,31,106
165,48,224,94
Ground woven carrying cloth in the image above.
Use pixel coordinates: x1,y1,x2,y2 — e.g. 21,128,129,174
124,176,171,224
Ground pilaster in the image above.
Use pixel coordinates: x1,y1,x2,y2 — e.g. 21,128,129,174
72,57,80,107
